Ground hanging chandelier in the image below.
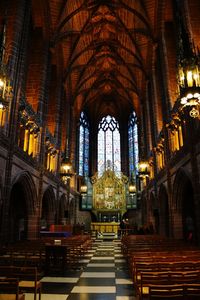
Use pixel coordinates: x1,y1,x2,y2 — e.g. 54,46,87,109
178,53,200,118
60,157,73,184
176,0,200,119
138,161,150,177
80,177,88,194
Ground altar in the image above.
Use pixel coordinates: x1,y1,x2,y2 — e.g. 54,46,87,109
91,168,128,223
91,222,119,234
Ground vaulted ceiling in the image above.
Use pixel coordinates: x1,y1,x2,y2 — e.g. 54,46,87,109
34,0,161,123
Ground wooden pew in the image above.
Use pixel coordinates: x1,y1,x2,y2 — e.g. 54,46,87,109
0,278,25,300
44,234,92,273
148,284,184,300
0,266,42,300
0,241,45,268
137,270,200,299
121,235,200,299
0,235,92,275
148,283,200,300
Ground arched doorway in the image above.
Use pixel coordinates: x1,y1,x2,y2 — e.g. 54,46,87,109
182,180,195,242
41,186,56,230
9,172,37,242
10,183,27,241
172,169,196,242
158,184,170,237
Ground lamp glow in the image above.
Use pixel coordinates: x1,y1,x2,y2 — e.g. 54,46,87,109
0,79,4,87
138,161,150,176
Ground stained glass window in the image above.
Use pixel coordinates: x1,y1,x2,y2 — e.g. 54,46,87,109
98,115,121,175
79,112,89,176
128,111,139,178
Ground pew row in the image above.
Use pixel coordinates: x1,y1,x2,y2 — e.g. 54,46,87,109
0,278,25,300
0,266,41,300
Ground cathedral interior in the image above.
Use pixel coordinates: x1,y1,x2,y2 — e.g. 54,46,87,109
0,0,200,299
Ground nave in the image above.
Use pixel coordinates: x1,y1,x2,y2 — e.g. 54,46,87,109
31,240,134,300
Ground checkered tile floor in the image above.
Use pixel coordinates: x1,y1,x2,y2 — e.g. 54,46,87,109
25,239,136,300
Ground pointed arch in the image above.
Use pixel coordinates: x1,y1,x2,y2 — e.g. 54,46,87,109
11,171,37,214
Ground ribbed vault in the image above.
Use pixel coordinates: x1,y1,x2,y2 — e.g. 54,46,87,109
33,0,158,122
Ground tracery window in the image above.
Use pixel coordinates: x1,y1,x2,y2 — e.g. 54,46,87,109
98,115,121,175
128,111,139,178
78,112,89,176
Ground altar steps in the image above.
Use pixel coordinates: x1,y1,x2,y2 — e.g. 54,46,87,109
97,232,118,240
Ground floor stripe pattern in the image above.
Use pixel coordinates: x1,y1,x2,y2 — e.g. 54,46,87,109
26,239,136,300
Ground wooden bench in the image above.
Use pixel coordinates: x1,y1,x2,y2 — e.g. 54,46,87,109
0,278,25,300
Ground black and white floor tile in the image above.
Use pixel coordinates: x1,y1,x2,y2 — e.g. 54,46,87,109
25,239,136,300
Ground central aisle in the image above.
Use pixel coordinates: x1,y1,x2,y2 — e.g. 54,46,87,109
39,239,136,300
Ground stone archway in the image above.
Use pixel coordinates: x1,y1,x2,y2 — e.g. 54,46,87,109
41,185,56,229
172,169,195,241
9,171,37,242
158,184,170,237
